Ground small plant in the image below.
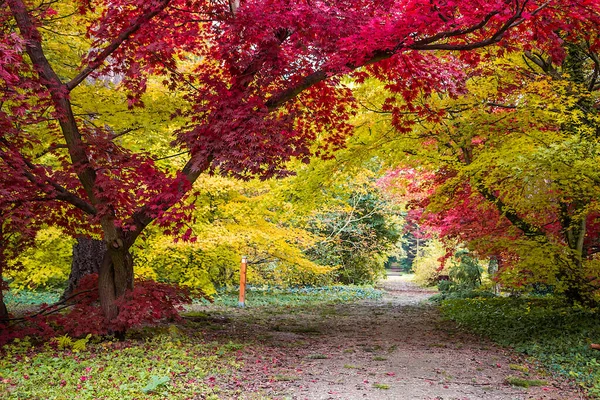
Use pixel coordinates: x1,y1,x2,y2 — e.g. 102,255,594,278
142,375,170,394
373,356,388,361
372,383,390,389
307,353,328,359
505,376,548,388
220,341,244,352
509,364,529,373
54,334,91,352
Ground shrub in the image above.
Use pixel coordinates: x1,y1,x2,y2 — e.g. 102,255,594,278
440,297,600,396
0,275,197,346
412,240,447,286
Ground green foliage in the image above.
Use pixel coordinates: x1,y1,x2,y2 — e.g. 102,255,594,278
441,297,600,395
448,251,483,289
412,240,446,287
430,250,496,302
142,376,171,394
306,353,328,359
304,173,402,284
206,285,382,308
4,289,61,306
372,383,390,389
505,376,548,388
0,331,241,399
7,227,74,290
53,334,91,352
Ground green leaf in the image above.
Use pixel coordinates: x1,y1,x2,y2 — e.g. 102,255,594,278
141,375,170,394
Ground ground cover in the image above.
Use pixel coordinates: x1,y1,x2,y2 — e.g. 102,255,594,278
1,279,591,399
0,285,381,399
441,297,600,397
206,285,383,308
0,328,242,399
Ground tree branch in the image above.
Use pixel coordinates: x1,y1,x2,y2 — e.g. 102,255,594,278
475,183,546,238
0,138,97,215
66,0,172,91
266,2,534,110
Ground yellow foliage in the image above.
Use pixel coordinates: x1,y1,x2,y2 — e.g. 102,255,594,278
412,240,447,287
8,227,74,290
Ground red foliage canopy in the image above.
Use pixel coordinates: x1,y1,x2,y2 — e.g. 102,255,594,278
1,0,599,321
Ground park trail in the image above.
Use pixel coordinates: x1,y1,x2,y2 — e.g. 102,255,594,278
201,275,588,400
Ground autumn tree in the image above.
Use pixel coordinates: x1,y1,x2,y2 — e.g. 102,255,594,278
2,0,598,326
370,41,600,302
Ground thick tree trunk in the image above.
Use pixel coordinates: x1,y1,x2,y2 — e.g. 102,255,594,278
62,237,106,299
0,259,8,322
0,286,8,322
98,245,134,324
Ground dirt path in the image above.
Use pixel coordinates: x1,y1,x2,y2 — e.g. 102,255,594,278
199,277,587,400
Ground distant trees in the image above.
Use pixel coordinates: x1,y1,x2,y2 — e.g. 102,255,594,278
372,42,600,303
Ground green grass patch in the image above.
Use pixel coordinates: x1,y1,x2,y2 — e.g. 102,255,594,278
5,289,61,306
440,297,600,396
206,285,382,308
0,329,242,399
306,353,328,359
505,376,548,388
372,383,390,389
509,364,530,373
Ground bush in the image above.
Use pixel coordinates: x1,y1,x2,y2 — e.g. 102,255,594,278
440,297,600,396
0,275,197,346
412,240,446,286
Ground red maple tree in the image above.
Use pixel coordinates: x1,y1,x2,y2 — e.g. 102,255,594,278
2,0,599,326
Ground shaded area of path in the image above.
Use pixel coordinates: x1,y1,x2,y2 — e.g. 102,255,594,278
198,276,587,399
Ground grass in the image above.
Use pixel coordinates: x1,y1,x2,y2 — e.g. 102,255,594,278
0,327,241,399
440,297,600,397
372,383,390,389
509,364,530,373
205,285,383,308
505,376,548,388
1,284,382,398
306,353,328,359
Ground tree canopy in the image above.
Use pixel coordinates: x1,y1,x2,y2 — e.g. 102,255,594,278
2,0,600,327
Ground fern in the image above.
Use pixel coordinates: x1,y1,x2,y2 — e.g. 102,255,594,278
72,334,91,352
56,335,72,350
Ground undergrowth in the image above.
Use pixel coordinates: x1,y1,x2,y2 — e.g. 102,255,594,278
206,285,383,307
0,327,242,399
440,297,600,396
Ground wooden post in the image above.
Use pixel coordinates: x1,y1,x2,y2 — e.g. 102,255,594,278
239,256,247,307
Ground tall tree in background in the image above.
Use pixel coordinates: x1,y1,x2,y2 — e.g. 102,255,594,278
1,0,598,324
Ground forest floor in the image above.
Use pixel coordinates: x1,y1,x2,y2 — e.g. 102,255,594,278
193,275,588,400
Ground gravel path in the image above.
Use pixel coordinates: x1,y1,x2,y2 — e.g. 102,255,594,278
202,276,587,400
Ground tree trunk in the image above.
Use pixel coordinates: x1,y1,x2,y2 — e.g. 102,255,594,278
0,259,8,322
62,237,106,299
0,286,8,322
98,245,134,324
